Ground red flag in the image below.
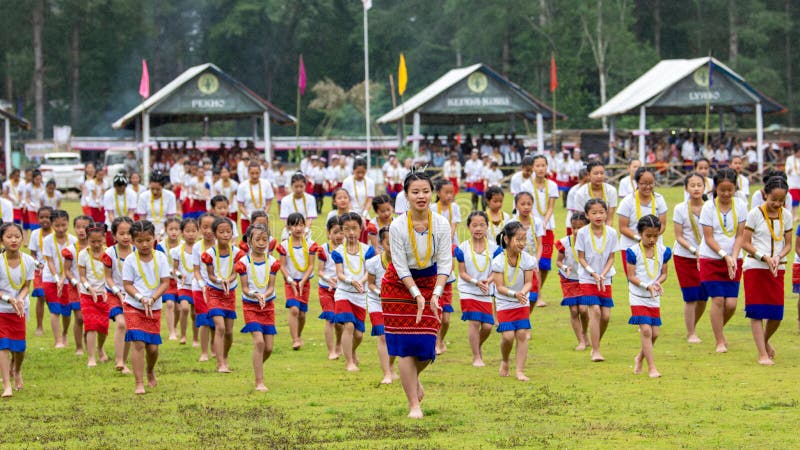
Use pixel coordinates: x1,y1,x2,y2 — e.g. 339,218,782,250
298,55,307,96
139,59,150,99
549,54,558,93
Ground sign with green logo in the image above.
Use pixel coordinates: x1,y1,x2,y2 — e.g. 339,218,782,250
648,67,757,109
150,70,265,115
421,70,539,115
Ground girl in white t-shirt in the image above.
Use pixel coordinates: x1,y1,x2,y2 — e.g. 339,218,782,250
0,223,34,397
455,211,497,367
530,155,560,288
316,216,344,359
698,169,746,354
122,220,170,394
171,218,198,345
616,167,668,274
492,221,536,382
625,215,670,378
617,159,641,199
235,223,280,391
277,213,317,350
741,177,792,365
77,225,110,367
555,212,589,350
485,187,511,242
366,227,397,383
672,173,709,343
509,192,544,305
332,213,376,372
102,217,133,373
575,199,619,362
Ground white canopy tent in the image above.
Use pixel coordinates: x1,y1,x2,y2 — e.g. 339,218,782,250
589,57,786,173
377,63,563,155
112,63,295,184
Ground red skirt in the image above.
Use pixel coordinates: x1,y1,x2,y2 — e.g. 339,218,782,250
123,303,162,344
559,275,583,306
242,300,276,328
275,186,288,202
43,281,70,316
744,268,785,320
285,281,310,305
381,264,440,337
206,286,237,313
318,286,335,322
0,312,25,352
90,207,105,224
193,289,209,315
80,293,110,334
448,178,459,194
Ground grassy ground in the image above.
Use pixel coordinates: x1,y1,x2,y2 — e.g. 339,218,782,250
1,187,799,449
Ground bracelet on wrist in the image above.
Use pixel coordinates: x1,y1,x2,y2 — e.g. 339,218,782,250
634,234,642,242
717,249,728,258
409,286,422,298
134,293,144,301
507,289,516,298
82,282,91,291
639,281,649,290
0,294,10,303
432,285,444,296
688,246,697,254
754,251,765,261
584,265,596,274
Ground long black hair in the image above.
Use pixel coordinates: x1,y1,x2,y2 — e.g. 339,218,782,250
636,214,661,234
496,221,525,249
712,168,737,198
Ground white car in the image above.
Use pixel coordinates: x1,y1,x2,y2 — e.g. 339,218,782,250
39,152,84,192
104,146,140,185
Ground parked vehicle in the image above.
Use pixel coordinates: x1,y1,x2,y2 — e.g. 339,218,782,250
104,146,140,184
39,152,84,192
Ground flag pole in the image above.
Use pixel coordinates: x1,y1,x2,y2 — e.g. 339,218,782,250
363,4,372,172
704,53,712,150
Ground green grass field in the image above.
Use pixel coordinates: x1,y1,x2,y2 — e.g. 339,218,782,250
1,187,800,448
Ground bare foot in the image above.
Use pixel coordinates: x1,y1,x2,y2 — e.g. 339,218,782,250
472,359,485,367
591,351,605,362
121,367,131,375
35,328,43,337
292,340,303,350
380,376,392,384
649,370,662,378
179,337,187,345
168,334,177,341
255,384,269,392
75,349,84,356
134,383,146,395
192,341,200,348
715,344,728,353
392,372,400,381
687,334,702,343
535,300,548,307
87,360,97,368
147,371,158,388
2,388,12,398
575,342,587,351
417,380,424,402
408,407,423,419
766,343,776,359
335,347,343,357
98,353,109,363
327,353,339,360
54,342,66,349
633,355,643,374
13,372,22,390
217,367,232,373
198,354,209,362
345,363,359,372
516,372,529,382
499,360,510,377
758,357,775,366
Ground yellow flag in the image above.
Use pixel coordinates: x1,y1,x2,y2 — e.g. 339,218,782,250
398,53,408,97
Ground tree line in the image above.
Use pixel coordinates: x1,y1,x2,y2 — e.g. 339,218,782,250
0,0,796,140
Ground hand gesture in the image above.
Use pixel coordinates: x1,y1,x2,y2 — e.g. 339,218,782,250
143,297,154,318
429,294,442,323
351,280,364,294
592,272,604,291
257,293,266,309
90,287,98,303
562,266,572,277
767,255,781,277
10,297,24,317
515,291,528,305
476,279,489,294
56,278,64,297
116,289,125,302
297,279,305,295
724,255,736,280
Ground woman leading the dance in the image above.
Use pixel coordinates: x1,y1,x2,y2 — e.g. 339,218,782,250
381,170,452,419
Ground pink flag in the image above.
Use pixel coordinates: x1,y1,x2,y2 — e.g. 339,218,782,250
139,59,150,99
298,55,306,96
